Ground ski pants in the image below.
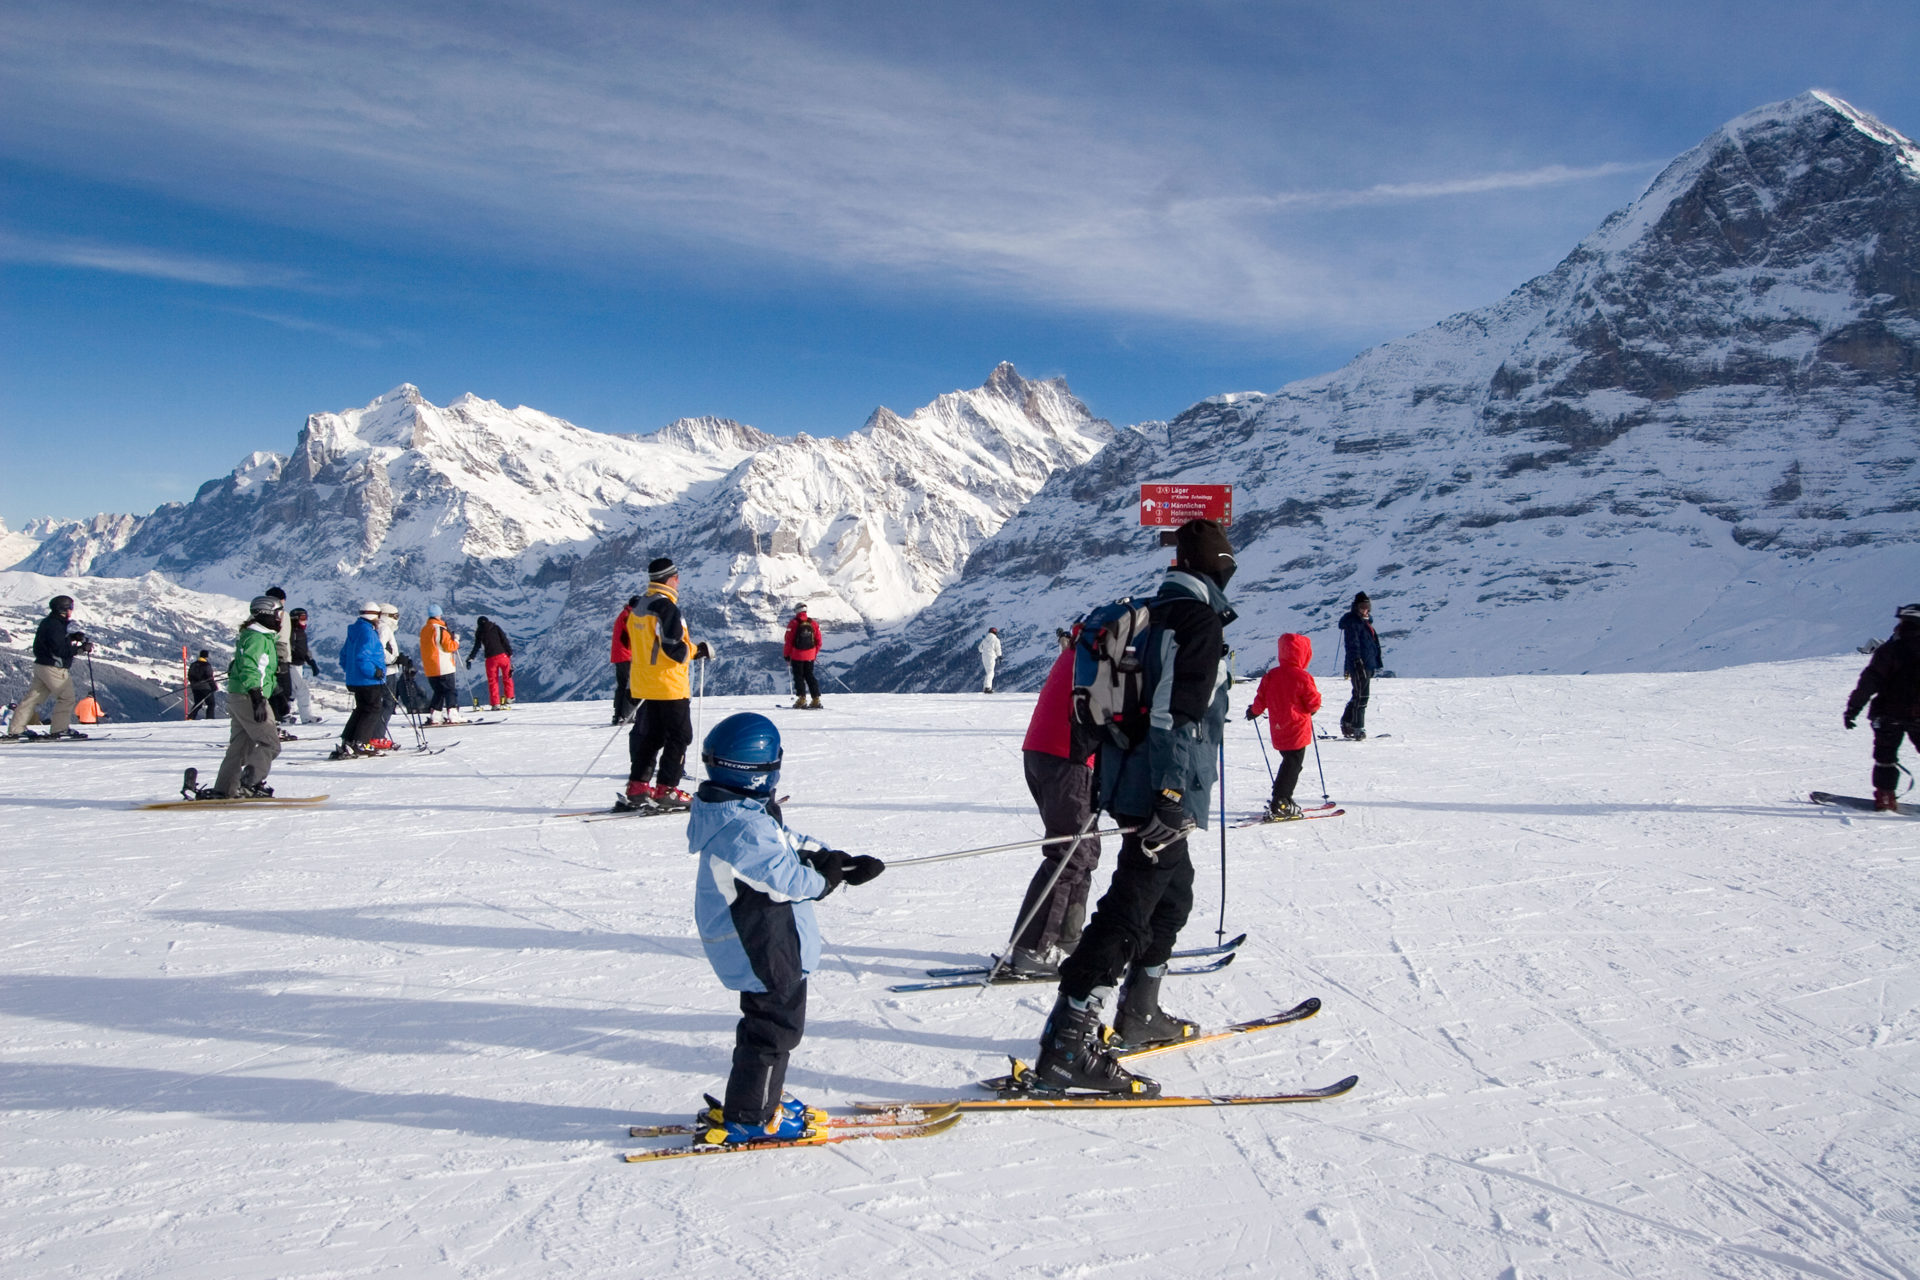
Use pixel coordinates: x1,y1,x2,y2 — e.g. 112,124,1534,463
789,659,819,701
342,684,384,746
483,653,514,706
9,663,76,736
628,698,693,790
1341,667,1372,734
1270,747,1306,807
612,661,634,723
188,684,218,720
1056,824,1195,1002
1012,750,1102,956
427,673,458,714
1871,721,1920,794
981,654,997,693
270,667,292,720
214,699,281,796
290,666,314,722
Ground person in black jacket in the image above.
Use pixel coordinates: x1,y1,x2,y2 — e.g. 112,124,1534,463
467,615,515,709
6,595,92,739
1844,603,1920,812
188,650,218,719
288,608,322,724
1337,592,1382,740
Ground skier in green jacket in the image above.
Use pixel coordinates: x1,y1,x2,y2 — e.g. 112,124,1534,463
201,596,286,798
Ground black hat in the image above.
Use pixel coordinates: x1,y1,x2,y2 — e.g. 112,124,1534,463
199,649,210,658
627,595,642,609
265,586,286,600
648,557,677,582
49,594,74,613
1174,519,1236,589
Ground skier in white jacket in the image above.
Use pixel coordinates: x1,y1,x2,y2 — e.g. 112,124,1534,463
978,627,1002,694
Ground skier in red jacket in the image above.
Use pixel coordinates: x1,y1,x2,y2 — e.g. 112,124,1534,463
611,595,639,725
783,605,823,709
1246,633,1322,819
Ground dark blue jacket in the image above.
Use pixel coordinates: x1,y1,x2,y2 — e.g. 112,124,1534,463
1097,569,1233,827
339,617,388,688
1339,609,1382,676
32,613,80,668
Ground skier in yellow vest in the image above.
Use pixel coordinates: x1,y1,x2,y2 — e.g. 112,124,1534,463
617,557,713,811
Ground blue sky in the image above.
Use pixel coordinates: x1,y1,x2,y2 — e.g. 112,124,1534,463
3,1,1917,526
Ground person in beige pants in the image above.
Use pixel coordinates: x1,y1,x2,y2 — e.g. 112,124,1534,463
6,595,90,739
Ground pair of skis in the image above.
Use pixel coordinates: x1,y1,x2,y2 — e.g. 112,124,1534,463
890,933,1248,993
1231,801,1345,828
622,997,1353,1162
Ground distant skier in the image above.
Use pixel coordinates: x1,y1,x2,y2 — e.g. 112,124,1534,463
1246,633,1323,819
288,608,322,724
1337,592,1382,740
187,650,218,720
618,557,713,810
467,615,516,710
334,603,392,758
264,586,294,724
419,611,463,724
611,595,639,725
4,594,92,740
1031,518,1237,1097
203,595,283,797
978,627,1002,693
684,712,884,1145
1843,602,1920,813
1000,631,1100,978
783,603,823,709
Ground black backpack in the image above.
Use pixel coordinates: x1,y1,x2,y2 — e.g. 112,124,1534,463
794,619,818,650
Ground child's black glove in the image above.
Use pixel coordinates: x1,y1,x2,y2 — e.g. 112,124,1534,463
249,689,269,722
803,849,885,894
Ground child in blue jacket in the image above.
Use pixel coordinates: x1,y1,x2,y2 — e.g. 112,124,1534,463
686,713,884,1145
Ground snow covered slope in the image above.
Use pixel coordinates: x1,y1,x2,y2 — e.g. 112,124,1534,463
36,368,1108,703
855,91,1920,692
1,661,1912,1277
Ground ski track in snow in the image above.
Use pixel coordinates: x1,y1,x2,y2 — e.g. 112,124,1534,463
2,658,1917,1278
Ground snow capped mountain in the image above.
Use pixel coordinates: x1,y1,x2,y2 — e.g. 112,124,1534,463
16,368,1109,704
852,91,1920,692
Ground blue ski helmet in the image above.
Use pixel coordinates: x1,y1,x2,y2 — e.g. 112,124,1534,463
702,712,783,797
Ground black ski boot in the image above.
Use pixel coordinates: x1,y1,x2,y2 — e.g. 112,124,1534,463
1111,965,1199,1051
1032,992,1159,1096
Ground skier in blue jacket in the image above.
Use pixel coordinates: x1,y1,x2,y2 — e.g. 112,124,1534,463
1337,592,1383,740
333,603,390,757
685,712,885,1145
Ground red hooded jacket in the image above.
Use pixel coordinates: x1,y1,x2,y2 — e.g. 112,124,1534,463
783,612,822,661
611,606,633,663
1248,633,1322,751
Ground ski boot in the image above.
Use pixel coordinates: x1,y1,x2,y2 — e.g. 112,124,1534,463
808,696,823,710
368,737,396,752
1111,965,1199,1051
695,1092,825,1132
237,765,273,799
1002,945,1061,980
697,1099,821,1146
650,785,693,811
614,782,658,812
1875,789,1900,813
793,695,808,709
1031,991,1160,1096
1267,799,1303,821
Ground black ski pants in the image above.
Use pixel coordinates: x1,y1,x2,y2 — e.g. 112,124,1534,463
342,684,385,746
789,659,820,701
188,684,217,720
1871,721,1920,794
427,673,458,714
1270,747,1306,807
1056,824,1194,1002
628,698,693,789
1341,667,1372,734
270,668,292,720
1011,750,1102,955
612,661,634,723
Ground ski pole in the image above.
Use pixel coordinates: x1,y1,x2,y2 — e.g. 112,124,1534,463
1310,719,1330,805
1251,717,1274,783
976,808,1105,994
1217,737,1228,946
887,825,1137,868
559,718,630,808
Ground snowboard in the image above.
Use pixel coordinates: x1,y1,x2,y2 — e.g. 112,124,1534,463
1809,791,1920,817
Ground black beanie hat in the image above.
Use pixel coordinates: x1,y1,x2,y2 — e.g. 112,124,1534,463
627,595,642,609
648,557,677,582
1174,519,1236,588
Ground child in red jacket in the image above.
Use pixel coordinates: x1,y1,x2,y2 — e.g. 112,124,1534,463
1245,633,1322,819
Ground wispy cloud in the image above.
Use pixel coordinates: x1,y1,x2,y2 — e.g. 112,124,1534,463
0,229,310,290
0,3,1668,334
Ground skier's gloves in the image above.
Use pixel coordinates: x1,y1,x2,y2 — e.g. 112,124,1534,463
843,855,885,885
307,661,320,676
249,688,269,722
465,658,474,669
1137,790,1190,855
1844,712,1858,730
804,848,850,895
693,641,713,661
1244,707,1259,720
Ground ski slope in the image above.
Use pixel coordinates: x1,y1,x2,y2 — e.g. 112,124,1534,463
1,659,1915,1279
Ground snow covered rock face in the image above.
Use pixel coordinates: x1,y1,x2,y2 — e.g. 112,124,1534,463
855,91,1920,691
39,369,1107,701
